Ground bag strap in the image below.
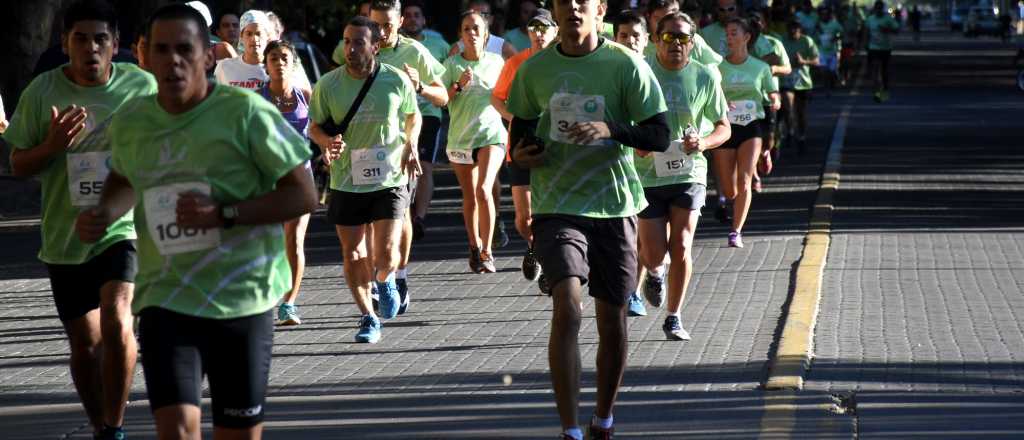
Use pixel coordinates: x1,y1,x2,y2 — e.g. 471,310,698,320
323,62,381,137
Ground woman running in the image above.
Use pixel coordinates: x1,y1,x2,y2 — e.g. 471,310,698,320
444,10,507,273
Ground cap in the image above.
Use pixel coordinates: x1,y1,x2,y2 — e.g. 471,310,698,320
185,1,213,27
528,8,557,27
239,9,272,34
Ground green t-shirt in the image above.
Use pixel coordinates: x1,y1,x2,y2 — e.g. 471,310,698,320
442,52,506,152
781,35,818,90
3,63,156,264
865,14,900,50
108,84,308,319
310,63,418,193
717,56,777,122
700,22,728,57
503,27,532,52
635,59,726,188
818,19,844,55
753,34,791,91
507,41,667,218
796,11,820,36
842,9,866,44
333,35,445,119
644,33,723,67
419,33,452,67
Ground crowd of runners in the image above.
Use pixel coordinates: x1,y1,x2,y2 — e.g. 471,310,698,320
1,0,904,438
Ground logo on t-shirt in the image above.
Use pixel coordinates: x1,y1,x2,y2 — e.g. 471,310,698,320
229,78,266,89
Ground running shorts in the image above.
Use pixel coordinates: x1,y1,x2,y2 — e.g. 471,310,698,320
45,240,137,322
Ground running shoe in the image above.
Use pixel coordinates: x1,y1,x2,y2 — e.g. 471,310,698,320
641,268,665,308
469,247,483,273
728,231,744,248
397,278,410,315
94,425,126,440
752,176,763,193
522,246,542,281
627,292,647,317
277,303,301,326
879,90,890,102
662,315,691,341
479,250,497,273
714,203,731,225
354,315,381,344
412,216,426,241
587,424,614,440
376,279,401,319
538,273,552,296
494,219,511,248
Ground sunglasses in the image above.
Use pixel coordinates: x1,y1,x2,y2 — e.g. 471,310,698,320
528,24,551,33
660,32,692,45
718,6,737,12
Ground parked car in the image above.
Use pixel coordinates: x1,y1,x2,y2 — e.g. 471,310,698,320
964,6,1001,37
950,6,969,31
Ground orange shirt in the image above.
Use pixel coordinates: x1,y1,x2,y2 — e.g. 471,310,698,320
493,47,537,161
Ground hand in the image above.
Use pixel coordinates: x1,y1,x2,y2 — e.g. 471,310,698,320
512,138,545,169
322,135,345,165
75,206,112,243
458,67,473,90
176,191,221,229
402,63,421,92
567,121,611,145
771,96,782,112
402,142,422,177
44,105,88,152
683,135,705,154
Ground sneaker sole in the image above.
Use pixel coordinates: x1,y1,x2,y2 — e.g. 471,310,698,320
663,328,692,341
627,309,647,317
277,318,301,326
354,334,381,344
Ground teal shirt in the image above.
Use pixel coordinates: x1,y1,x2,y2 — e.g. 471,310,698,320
781,35,818,90
865,13,900,50
503,28,532,52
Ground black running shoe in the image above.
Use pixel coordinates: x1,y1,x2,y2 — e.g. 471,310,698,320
522,247,542,281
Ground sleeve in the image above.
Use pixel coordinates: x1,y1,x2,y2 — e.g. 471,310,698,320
506,63,541,120
763,65,779,94
775,40,791,69
308,79,331,125
418,46,446,85
247,98,309,184
441,57,456,88
213,60,228,85
806,37,820,59
2,79,44,150
692,34,724,66
624,58,668,122
398,72,418,115
331,41,344,65
705,72,728,123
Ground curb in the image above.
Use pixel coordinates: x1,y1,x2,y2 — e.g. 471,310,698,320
764,104,849,391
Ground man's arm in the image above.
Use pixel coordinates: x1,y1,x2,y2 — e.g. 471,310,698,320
175,164,318,230
10,105,87,177
76,170,135,243
602,112,672,152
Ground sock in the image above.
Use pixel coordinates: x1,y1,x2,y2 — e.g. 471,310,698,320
563,427,583,440
649,265,664,277
365,311,378,319
669,312,681,319
591,414,614,429
396,267,408,279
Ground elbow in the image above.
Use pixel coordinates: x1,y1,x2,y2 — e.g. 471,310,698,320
650,126,671,152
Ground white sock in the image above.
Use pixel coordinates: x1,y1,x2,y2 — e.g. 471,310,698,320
396,267,408,279
669,312,681,319
648,266,664,277
591,414,614,429
563,427,583,440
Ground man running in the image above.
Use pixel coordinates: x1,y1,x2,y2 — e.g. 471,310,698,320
817,6,844,94
507,0,670,437
865,0,900,102
645,0,723,66
780,21,819,155
76,4,316,438
5,2,156,438
310,16,422,343
636,11,730,340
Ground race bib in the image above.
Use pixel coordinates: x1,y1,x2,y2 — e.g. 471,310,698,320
66,151,112,207
351,147,393,186
653,139,695,177
446,149,473,165
548,93,606,146
143,182,221,256
728,100,757,126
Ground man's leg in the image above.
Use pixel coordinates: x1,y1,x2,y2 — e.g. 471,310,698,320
593,299,628,420
281,214,311,306
336,225,374,314
511,185,532,243
665,207,700,315
63,311,104,432
372,218,403,283
99,280,136,429
550,277,584,430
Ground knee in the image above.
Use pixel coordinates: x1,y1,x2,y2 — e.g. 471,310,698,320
342,248,366,265
474,185,492,204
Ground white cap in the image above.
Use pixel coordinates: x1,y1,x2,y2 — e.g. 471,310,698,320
185,1,213,27
239,10,272,34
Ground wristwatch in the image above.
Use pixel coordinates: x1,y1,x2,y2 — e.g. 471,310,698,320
416,82,424,94
220,204,239,229
454,82,463,93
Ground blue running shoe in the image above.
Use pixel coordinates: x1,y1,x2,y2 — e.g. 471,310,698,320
355,315,381,343
94,424,126,440
277,303,301,326
377,279,400,319
627,292,647,317
397,278,410,315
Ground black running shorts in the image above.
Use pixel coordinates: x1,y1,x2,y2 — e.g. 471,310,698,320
45,240,137,322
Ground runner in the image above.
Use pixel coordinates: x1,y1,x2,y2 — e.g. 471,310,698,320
507,0,670,437
444,10,507,273
449,0,518,59
636,11,730,340
780,20,819,155
309,15,422,342
816,6,844,95
699,0,738,56
503,0,541,52
839,2,864,87
400,0,450,242
5,2,156,438
645,0,723,66
78,4,315,438
714,17,779,248
365,0,449,315
746,9,790,191
795,0,820,36
865,0,900,102
490,8,558,285
258,40,312,326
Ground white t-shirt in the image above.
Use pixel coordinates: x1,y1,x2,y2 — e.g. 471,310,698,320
214,57,312,91
456,35,506,57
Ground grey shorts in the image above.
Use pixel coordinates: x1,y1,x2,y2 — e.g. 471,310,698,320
530,214,639,307
639,183,707,219
326,186,409,226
